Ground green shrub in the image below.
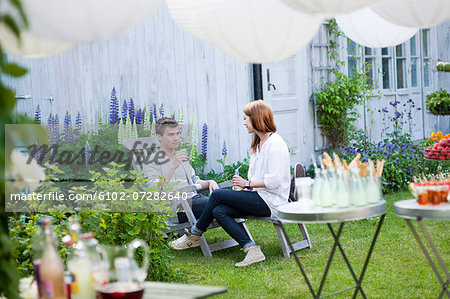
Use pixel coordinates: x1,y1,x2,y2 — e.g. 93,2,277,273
426,89,450,115
315,71,373,148
9,163,186,282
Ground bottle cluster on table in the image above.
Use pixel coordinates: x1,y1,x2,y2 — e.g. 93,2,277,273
32,217,98,299
311,152,384,209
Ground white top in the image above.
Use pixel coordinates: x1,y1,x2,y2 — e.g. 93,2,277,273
248,133,290,216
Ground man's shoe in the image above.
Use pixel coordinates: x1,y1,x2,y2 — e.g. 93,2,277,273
235,246,265,267
169,228,201,250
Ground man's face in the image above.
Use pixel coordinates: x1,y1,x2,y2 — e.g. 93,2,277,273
158,125,180,150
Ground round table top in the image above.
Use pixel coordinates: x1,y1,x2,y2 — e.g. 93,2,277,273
394,199,450,220
276,200,386,224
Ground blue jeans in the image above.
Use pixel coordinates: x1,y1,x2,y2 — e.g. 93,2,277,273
177,194,209,223
192,189,271,248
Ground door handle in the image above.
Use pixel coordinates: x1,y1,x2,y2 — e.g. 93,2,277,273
266,69,276,91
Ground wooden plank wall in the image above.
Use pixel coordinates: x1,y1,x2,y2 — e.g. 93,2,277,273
5,5,252,172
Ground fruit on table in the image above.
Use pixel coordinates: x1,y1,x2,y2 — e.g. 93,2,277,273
424,138,450,160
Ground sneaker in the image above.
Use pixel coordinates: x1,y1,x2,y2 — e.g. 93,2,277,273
235,246,265,267
168,228,201,250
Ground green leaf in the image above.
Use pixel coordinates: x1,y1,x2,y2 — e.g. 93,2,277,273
2,63,27,77
1,15,21,39
9,0,28,28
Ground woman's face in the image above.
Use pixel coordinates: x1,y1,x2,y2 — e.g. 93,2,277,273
244,114,254,133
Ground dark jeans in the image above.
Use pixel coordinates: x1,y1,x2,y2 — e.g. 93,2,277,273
194,189,271,247
177,194,209,223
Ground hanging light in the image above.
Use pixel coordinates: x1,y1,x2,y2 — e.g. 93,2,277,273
0,25,73,58
167,0,323,63
371,0,450,28
22,0,164,42
279,0,379,15
336,7,418,48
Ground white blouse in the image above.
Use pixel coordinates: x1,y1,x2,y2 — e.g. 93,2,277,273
248,132,290,216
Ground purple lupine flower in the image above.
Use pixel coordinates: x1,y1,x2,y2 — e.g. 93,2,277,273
159,104,165,117
152,103,158,122
34,105,41,124
362,157,368,162
222,141,227,157
74,112,82,135
419,150,425,154
128,98,135,124
47,113,53,144
201,123,208,161
135,108,142,124
64,111,73,144
85,141,91,165
122,100,128,124
52,114,60,145
391,182,395,187
149,106,154,125
109,87,119,125
407,167,412,173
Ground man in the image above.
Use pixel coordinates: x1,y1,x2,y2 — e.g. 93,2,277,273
145,117,219,223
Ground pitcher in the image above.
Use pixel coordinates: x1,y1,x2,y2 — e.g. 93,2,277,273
95,239,149,299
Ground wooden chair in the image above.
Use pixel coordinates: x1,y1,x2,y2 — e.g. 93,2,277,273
122,137,253,258
247,163,311,258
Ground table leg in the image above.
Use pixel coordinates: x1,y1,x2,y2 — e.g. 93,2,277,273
316,223,345,298
326,214,385,299
353,213,385,299
281,215,385,299
406,219,450,298
279,223,317,298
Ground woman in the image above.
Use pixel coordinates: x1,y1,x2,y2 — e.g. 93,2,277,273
169,100,291,267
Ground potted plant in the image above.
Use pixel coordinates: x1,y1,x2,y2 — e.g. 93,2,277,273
425,89,450,115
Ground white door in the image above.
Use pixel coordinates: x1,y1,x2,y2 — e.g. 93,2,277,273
262,48,313,166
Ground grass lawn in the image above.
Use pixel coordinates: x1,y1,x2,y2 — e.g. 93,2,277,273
168,191,449,298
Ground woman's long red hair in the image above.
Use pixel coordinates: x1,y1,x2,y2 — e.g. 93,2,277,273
243,100,276,153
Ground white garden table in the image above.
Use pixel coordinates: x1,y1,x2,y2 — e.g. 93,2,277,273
394,200,450,298
276,200,386,298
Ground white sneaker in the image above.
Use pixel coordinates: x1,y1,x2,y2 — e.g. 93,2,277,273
169,228,201,250
235,246,266,267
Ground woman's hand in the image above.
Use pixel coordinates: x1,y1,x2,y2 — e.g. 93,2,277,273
232,175,246,188
208,180,220,193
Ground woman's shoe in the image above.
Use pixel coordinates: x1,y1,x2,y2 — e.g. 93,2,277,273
169,228,201,250
235,246,265,267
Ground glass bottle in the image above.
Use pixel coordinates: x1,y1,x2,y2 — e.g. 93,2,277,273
67,217,95,299
350,167,366,206
232,166,242,191
366,164,381,204
311,162,322,206
31,219,45,299
39,220,66,299
335,168,350,208
320,169,333,207
328,168,337,205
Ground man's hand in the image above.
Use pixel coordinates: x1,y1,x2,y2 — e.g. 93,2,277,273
208,180,220,193
232,175,246,188
172,149,189,169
